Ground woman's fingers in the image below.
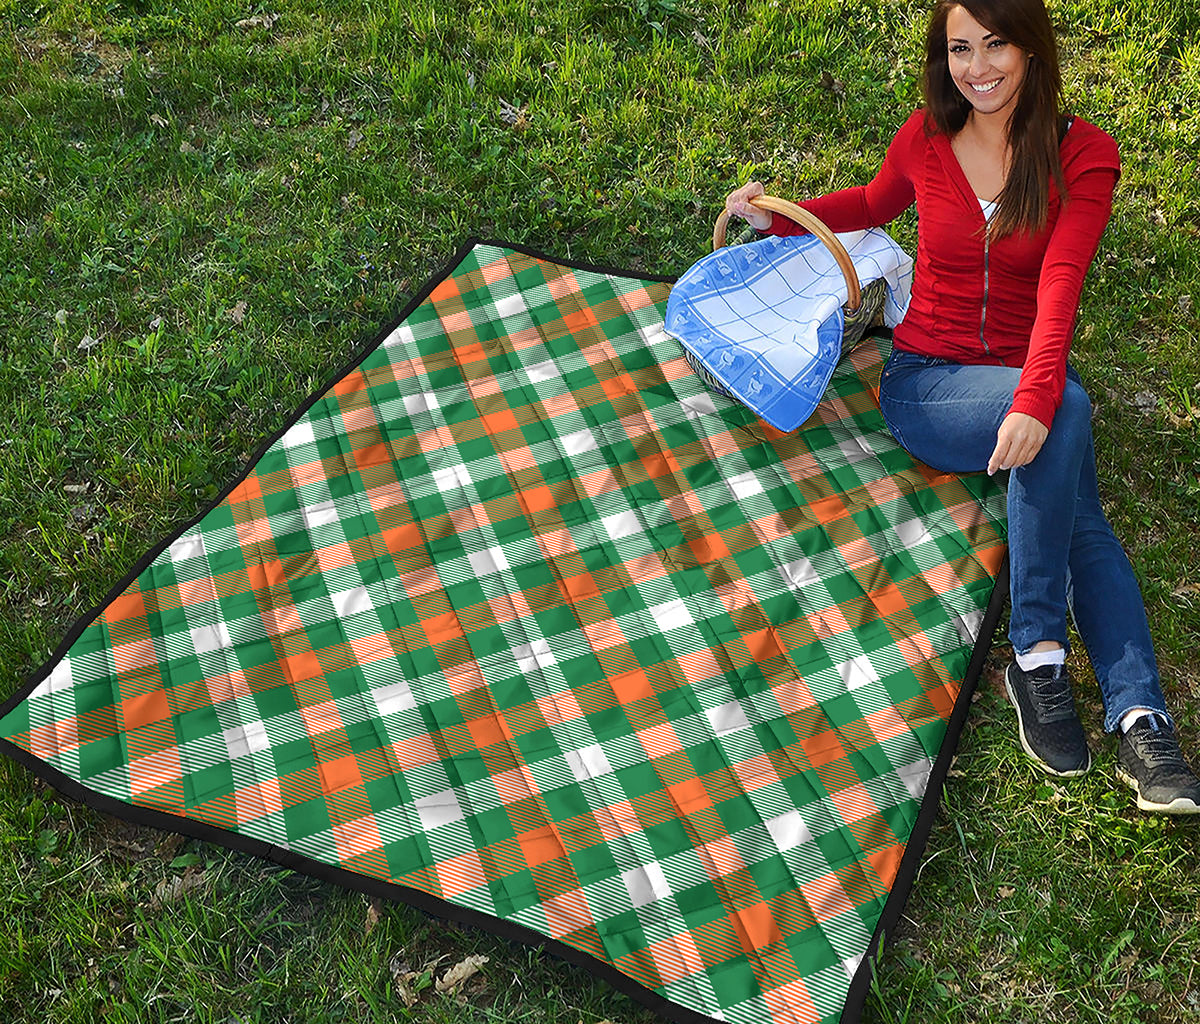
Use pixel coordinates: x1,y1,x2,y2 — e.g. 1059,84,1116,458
988,413,1049,474
725,181,771,230
986,436,1010,476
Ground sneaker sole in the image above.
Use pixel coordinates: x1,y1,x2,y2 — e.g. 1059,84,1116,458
1004,667,1091,778
1115,765,1200,815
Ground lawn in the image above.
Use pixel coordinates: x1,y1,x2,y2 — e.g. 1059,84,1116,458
1,0,1199,1021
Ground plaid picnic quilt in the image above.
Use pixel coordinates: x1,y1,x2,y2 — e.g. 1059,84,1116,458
0,241,1007,1024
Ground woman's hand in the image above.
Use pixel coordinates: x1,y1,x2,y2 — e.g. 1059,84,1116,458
987,412,1049,475
725,181,773,232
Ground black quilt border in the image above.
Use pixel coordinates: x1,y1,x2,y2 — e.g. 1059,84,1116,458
0,237,1008,1024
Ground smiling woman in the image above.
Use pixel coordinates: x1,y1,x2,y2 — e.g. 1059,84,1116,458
725,0,1200,815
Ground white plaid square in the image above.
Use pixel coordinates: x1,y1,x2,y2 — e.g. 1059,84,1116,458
468,546,510,577
565,743,613,783
280,421,316,449
648,599,693,633
561,428,599,455
602,511,641,542
222,721,270,759
415,788,465,830
330,586,373,618
837,655,879,691
403,391,440,416
301,500,340,530
704,700,751,737
371,679,417,717
764,809,813,851
191,623,232,654
168,534,205,563
896,758,931,800
726,471,765,500
493,291,529,321
622,862,672,908
432,464,472,493
782,555,818,588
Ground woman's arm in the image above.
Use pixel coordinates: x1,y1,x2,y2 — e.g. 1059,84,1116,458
1007,164,1119,428
727,112,922,235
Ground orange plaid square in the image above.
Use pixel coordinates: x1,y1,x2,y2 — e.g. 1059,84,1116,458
868,843,905,889
667,777,711,816
800,729,845,768
609,669,653,705
105,589,147,624
730,902,782,953
122,689,171,731
319,754,363,794
284,651,324,684
517,825,566,867
467,714,511,751
332,369,366,397
228,474,263,504
483,408,520,434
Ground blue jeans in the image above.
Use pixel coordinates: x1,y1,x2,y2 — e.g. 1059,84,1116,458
878,348,1168,732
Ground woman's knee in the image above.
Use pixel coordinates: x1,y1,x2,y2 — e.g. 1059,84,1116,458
1048,380,1092,444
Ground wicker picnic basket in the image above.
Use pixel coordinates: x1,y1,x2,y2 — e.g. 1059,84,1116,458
682,195,888,399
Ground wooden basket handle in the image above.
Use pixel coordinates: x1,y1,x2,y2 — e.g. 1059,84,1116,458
713,195,861,312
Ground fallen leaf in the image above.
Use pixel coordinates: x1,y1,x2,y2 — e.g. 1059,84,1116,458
997,886,1015,899
236,12,279,30
55,308,69,325
819,71,845,96
365,896,383,934
498,98,528,127
436,954,488,994
227,300,248,324
179,140,196,154
77,333,100,350
388,954,421,1008
150,113,168,128
151,869,208,908
156,833,184,859
1131,390,1157,413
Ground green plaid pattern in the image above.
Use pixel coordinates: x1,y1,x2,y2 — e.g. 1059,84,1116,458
1,244,1006,1024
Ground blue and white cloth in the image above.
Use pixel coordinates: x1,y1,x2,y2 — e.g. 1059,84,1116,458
665,229,914,431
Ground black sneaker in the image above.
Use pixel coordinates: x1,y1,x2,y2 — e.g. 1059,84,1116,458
1004,662,1092,777
1116,716,1200,815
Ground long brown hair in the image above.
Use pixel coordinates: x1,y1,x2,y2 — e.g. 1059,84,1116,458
922,0,1069,239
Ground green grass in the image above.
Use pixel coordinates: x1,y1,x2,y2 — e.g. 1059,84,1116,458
2,0,1199,1021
